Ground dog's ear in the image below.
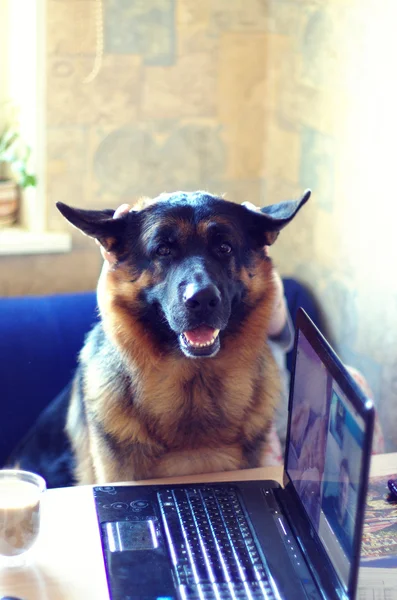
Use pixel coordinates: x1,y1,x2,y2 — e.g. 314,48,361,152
245,189,311,246
56,202,130,252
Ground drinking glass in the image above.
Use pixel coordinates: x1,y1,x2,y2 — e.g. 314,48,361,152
0,469,46,568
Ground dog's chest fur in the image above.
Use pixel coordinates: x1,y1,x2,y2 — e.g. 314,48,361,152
68,322,279,483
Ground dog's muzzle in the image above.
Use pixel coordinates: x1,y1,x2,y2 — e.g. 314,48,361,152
178,282,223,358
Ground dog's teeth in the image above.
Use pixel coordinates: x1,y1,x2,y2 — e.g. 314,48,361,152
182,329,220,349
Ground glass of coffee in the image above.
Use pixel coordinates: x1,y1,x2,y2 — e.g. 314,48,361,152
0,469,46,568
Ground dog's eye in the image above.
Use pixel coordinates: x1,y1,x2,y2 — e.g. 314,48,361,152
218,242,232,254
156,244,171,257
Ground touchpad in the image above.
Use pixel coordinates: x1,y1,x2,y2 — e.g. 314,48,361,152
103,520,158,552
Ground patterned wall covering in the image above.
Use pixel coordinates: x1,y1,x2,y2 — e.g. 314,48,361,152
1,0,396,448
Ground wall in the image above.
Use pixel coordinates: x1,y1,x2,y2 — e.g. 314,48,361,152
262,0,397,450
1,0,396,448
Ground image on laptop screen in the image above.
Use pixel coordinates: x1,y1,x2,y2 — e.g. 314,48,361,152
286,328,366,590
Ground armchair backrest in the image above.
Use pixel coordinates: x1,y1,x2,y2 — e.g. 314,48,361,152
0,291,98,466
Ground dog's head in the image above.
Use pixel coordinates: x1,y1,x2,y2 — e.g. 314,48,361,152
57,191,309,359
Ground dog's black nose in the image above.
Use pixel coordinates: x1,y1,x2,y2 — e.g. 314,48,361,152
183,284,221,312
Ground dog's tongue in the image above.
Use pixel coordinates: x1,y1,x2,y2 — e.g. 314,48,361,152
184,326,217,345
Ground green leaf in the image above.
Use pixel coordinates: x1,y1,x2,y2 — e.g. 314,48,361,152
23,174,37,188
0,127,36,187
0,130,18,154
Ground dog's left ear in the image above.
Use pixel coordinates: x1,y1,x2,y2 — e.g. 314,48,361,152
56,202,130,252
249,189,311,246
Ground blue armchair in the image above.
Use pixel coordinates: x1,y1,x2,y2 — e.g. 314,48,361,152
0,279,322,469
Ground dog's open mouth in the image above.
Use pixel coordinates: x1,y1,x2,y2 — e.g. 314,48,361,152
179,326,220,358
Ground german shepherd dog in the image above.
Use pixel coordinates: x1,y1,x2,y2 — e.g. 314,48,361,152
55,190,310,485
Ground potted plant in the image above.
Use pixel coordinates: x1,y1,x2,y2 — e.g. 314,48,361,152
0,127,37,227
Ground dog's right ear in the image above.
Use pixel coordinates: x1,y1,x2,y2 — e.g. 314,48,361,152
56,202,130,253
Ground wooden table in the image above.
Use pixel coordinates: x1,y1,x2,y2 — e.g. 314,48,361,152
0,454,396,600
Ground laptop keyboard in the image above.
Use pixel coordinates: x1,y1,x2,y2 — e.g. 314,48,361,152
158,487,276,600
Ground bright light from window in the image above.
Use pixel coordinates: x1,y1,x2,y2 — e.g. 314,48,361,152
340,0,397,288
1,0,45,232
8,0,37,146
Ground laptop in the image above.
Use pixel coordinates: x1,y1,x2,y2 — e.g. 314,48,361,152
93,308,374,600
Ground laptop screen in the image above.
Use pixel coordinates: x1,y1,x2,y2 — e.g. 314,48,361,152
286,327,367,590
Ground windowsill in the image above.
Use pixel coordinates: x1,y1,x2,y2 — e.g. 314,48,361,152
0,227,72,255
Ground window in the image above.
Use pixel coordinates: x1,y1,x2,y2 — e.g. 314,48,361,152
0,0,70,255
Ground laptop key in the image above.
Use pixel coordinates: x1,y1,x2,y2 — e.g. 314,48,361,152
178,581,274,599
158,487,275,596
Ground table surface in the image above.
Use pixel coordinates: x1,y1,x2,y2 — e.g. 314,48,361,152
0,453,396,600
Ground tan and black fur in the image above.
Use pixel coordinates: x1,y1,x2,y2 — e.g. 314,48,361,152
57,190,310,485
